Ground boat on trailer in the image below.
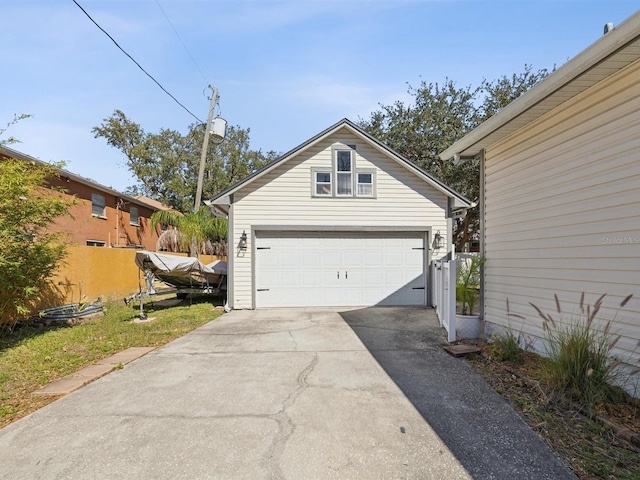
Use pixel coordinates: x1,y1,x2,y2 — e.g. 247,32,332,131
133,250,227,297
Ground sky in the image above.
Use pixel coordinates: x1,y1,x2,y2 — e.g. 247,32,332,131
2,0,639,193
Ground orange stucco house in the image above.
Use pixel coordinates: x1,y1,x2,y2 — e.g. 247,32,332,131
1,145,166,250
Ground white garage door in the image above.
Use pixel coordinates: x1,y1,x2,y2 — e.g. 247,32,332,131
255,231,426,307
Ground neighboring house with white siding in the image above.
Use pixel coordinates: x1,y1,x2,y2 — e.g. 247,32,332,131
440,12,640,380
210,118,472,309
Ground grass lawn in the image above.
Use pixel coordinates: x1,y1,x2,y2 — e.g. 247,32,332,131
0,295,223,428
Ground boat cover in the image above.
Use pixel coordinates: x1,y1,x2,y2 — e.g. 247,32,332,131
134,250,227,290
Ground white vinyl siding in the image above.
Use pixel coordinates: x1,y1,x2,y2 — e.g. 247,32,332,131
230,128,450,309
483,59,640,366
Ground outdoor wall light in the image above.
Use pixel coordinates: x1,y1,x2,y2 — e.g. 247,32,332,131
432,230,443,250
238,231,248,251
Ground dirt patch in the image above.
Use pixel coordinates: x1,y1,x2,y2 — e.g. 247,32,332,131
465,343,640,479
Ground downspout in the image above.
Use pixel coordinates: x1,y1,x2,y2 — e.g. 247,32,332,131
226,195,234,310
478,149,486,329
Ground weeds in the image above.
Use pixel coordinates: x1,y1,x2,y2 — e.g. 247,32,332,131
491,329,523,363
531,293,638,410
491,299,524,363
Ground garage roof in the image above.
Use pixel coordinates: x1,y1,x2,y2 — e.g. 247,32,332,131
440,11,640,161
209,118,473,213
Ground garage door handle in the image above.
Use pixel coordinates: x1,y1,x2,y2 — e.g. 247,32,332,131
345,271,348,279
412,287,425,290
337,271,339,279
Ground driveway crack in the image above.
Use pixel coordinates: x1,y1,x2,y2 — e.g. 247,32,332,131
263,354,318,479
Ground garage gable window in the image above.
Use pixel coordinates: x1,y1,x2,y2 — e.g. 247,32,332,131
335,150,353,196
313,170,332,196
356,170,375,197
312,144,376,199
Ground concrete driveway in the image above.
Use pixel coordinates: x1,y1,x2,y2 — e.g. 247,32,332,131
0,307,574,479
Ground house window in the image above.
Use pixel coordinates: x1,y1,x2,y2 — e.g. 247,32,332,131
86,239,106,247
356,170,375,197
130,206,139,226
312,144,376,198
91,193,106,218
313,170,332,196
336,150,353,196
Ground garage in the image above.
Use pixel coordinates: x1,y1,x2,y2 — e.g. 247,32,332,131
254,231,426,307
209,119,472,310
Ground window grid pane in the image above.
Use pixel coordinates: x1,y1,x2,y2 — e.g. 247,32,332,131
357,184,373,196
337,151,352,172
337,173,352,195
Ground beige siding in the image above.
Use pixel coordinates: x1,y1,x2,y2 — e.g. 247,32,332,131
230,128,450,308
484,59,640,366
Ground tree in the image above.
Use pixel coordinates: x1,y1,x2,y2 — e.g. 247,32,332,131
150,207,227,258
93,110,278,213
0,154,75,332
359,66,548,251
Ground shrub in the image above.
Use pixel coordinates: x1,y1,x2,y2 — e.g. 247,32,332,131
0,157,74,333
530,293,637,409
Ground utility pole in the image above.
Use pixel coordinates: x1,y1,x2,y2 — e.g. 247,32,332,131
194,85,218,212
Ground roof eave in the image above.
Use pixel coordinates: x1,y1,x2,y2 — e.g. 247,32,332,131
439,10,640,161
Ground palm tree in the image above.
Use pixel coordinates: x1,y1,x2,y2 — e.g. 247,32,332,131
150,208,227,258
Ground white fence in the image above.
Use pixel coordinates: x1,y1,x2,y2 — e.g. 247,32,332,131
434,256,456,342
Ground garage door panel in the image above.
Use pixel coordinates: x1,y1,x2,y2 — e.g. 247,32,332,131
385,252,402,266
363,271,383,286
342,251,363,266
324,252,341,267
364,252,382,266
255,231,426,307
302,251,321,267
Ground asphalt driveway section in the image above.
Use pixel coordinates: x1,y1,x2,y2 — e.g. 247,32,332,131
341,307,577,480
0,308,471,480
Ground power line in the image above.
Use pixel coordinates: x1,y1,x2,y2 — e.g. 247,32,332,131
72,0,203,123
155,0,209,85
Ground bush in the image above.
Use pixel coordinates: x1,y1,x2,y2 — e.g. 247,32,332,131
530,293,636,409
0,157,74,333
